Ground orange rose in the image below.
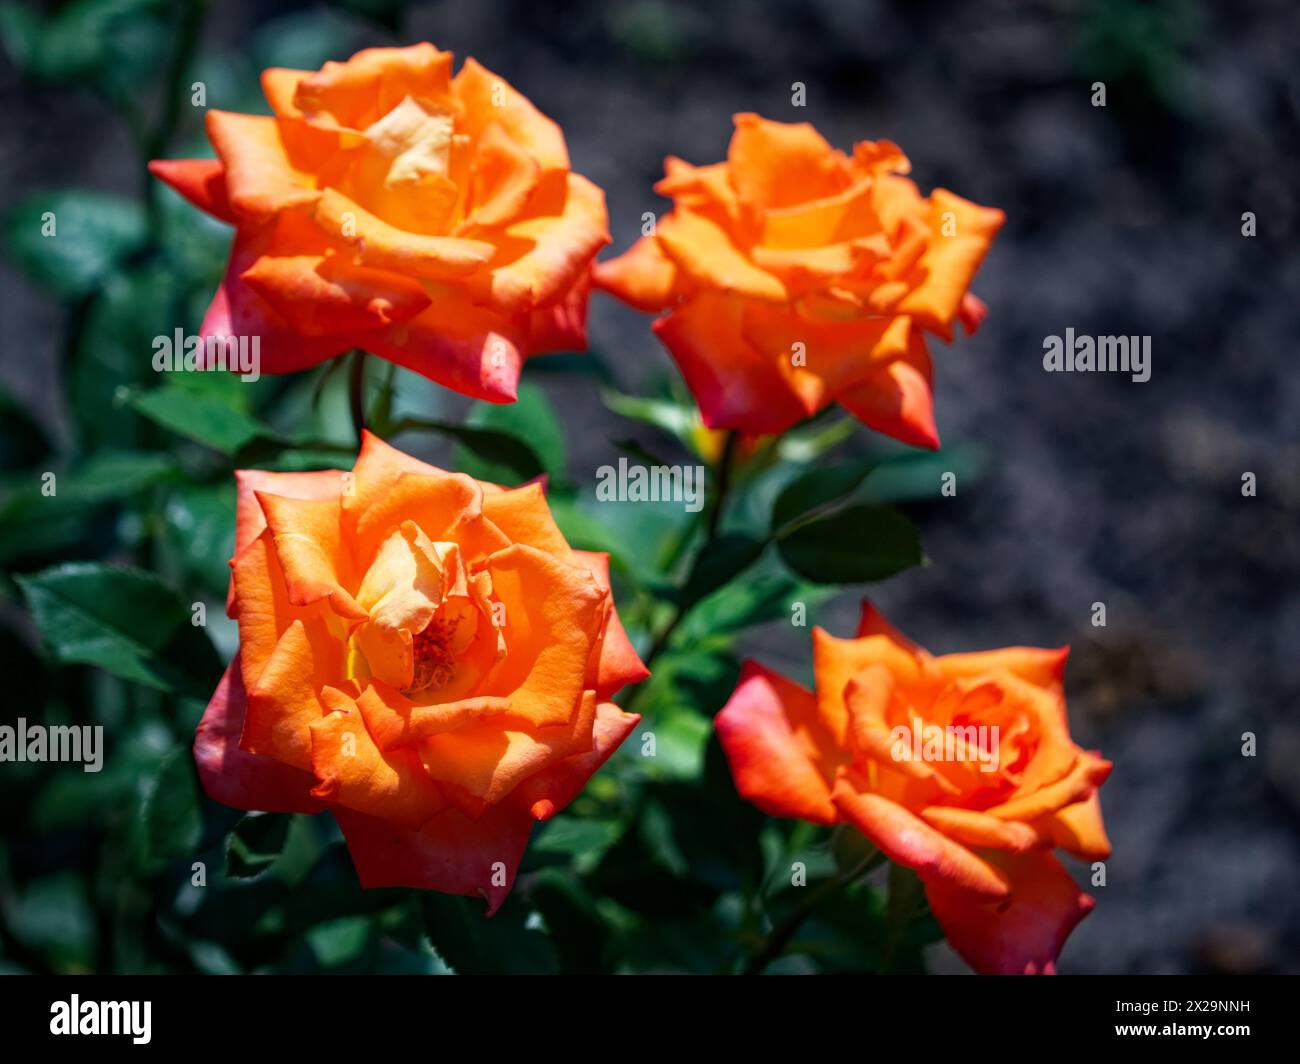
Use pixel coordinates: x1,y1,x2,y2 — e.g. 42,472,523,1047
150,44,609,400
195,432,648,911
715,601,1111,974
594,114,1004,446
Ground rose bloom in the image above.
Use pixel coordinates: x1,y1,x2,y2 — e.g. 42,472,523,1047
594,114,1004,447
150,43,608,401
715,602,1111,974
195,432,648,911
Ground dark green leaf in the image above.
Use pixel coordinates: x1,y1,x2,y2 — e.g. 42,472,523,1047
675,569,837,644
162,483,237,596
613,436,674,469
881,863,927,972
771,454,876,533
1,0,171,96
422,894,558,975
393,418,545,485
859,444,986,504
776,504,922,584
673,532,766,612
0,451,177,566
461,381,566,480
532,815,626,874
4,190,146,299
9,873,97,970
525,867,610,973
225,813,292,880
16,562,220,694
133,385,270,455
142,747,202,861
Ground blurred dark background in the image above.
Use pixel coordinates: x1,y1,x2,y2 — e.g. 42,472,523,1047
2,0,1298,974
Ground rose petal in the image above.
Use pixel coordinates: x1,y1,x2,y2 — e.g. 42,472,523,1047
255,491,368,621
715,661,840,824
592,235,678,313
513,702,641,820
309,687,448,828
572,550,650,699
924,850,1096,975
205,111,320,220
831,775,1010,899
653,293,810,434
333,802,533,915
313,188,495,281
419,690,599,806
193,659,323,814
148,159,236,223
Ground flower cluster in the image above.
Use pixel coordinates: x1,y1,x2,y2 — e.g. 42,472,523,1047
144,43,1107,973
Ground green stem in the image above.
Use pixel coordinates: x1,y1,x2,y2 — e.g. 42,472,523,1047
741,847,883,975
348,350,367,443
704,431,738,541
633,431,740,683
142,0,207,221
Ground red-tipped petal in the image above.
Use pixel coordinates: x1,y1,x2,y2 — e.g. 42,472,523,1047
332,802,533,915
512,702,641,821
148,158,237,223
716,661,840,824
924,850,1096,975
193,659,324,815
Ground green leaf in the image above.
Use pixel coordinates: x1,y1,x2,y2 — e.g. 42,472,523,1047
9,873,97,970
4,190,147,299
133,385,270,455
306,915,373,968
460,381,567,480
613,436,675,469
0,451,177,566
601,389,697,444
774,416,856,463
771,454,876,533
392,418,545,485
532,815,626,875
162,483,237,597
142,747,202,861
881,862,927,972
675,568,837,644
639,699,712,781
422,894,558,975
1,0,171,96
524,868,610,973
16,562,221,695
67,264,187,451
225,813,292,880
858,444,986,504
776,504,922,584
672,532,766,612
